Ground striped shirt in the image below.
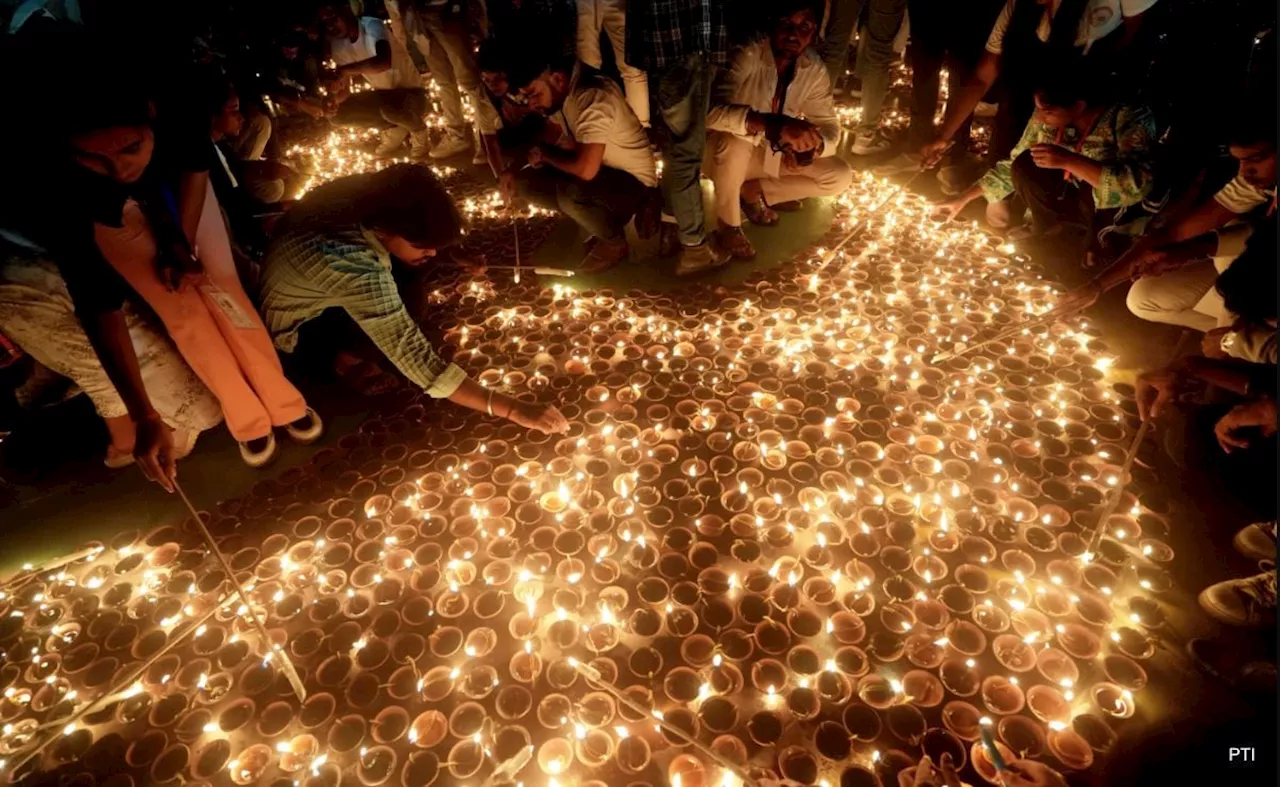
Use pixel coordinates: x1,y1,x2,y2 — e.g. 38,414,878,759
626,0,728,71
260,225,466,398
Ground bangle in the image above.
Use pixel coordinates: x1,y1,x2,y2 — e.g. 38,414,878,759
485,389,494,417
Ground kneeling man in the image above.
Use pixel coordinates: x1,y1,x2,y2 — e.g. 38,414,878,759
706,0,852,259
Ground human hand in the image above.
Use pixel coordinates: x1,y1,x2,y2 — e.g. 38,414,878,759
134,415,177,492
505,401,570,434
1129,246,1192,279
526,147,546,168
1050,281,1102,316
908,754,962,787
1030,143,1076,170
1135,367,1186,421
931,198,967,222
1001,759,1068,787
1214,397,1277,453
779,117,823,153
1202,326,1232,359
498,170,518,204
919,137,953,169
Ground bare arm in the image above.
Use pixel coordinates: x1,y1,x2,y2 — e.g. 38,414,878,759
338,40,393,77
1062,155,1104,188
936,51,1001,143
177,171,208,251
539,141,606,181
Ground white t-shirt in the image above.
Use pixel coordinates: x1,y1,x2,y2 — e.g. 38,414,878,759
985,0,1160,56
330,16,419,91
556,66,657,187
1214,174,1276,214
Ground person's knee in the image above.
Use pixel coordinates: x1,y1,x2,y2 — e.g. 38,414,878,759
1011,150,1038,182
818,157,854,195
1125,278,1160,321
246,114,271,139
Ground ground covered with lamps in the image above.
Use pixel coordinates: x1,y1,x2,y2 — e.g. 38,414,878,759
0,164,1272,787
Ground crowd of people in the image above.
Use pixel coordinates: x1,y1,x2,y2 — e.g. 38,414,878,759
0,0,1275,698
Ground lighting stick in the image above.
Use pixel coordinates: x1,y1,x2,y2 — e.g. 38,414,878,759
484,265,577,277
567,658,759,787
819,168,929,267
9,597,231,775
0,545,102,592
174,480,308,702
1083,331,1191,555
928,310,1058,364
512,219,522,284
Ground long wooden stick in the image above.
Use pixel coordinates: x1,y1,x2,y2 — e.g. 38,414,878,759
568,658,758,787
175,480,307,702
1083,331,1191,554
512,219,522,284
1085,419,1152,555
929,311,1058,364
820,168,929,268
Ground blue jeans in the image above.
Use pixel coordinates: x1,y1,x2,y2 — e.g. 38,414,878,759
648,53,717,247
820,0,907,135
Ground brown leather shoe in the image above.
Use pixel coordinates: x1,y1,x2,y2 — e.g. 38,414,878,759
741,195,779,226
714,225,756,260
769,199,804,212
675,240,732,276
579,237,629,272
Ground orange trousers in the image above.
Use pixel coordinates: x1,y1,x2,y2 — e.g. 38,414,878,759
95,179,307,442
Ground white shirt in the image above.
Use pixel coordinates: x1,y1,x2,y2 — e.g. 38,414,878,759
330,16,420,91
707,39,841,179
554,64,657,187
985,0,1160,56
1214,174,1276,214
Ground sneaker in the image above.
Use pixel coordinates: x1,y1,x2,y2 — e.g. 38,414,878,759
714,225,756,260
375,127,410,157
409,129,432,160
285,408,325,445
851,131,892,156
675,240,731,277
1234,522,1277,562
239,433,279,469
579,237,629,273
104,447,134,469
429,133,471,160
974,101,999,118
1198,570,1277,628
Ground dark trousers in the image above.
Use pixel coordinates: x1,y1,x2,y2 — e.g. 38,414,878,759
907,0,1003,153
648,53,717,246
1010,151,1116,252
518,165,646,243
331,88,428,132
